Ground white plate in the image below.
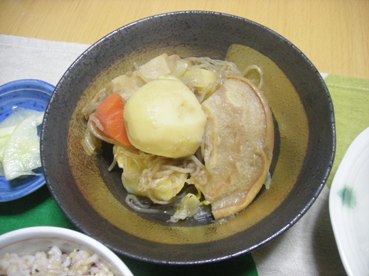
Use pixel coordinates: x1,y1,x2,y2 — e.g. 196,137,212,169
329,127,369,276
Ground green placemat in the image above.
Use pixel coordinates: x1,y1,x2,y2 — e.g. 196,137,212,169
325,75,369,187
0,189,257,276
1,74,368,276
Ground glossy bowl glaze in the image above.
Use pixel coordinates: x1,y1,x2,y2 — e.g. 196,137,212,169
41,11,335,264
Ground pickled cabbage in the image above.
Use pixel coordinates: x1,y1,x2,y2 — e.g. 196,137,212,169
0,108,44,180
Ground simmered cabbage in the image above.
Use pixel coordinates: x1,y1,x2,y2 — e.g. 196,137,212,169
113,145,199,204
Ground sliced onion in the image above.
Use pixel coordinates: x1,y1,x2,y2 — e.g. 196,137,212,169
125,194,161,214
243,64,264,89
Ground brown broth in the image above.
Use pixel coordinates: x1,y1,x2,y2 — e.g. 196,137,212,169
67,45,308,244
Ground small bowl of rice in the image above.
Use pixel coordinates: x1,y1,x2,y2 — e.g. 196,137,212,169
0,226,133,276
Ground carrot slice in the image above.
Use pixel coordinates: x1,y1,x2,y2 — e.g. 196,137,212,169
94,93,131,146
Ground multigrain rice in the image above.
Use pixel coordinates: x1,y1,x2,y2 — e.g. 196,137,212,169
0,245,114,276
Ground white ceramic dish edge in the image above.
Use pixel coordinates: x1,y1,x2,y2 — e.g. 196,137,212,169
329,127,369,276
0,226,133,276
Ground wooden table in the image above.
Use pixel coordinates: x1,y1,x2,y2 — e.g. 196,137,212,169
1,0,368,79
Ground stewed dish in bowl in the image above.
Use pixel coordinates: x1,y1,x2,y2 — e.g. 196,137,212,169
41,11,335,264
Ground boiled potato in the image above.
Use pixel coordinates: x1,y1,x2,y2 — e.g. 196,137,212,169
124,76,206,158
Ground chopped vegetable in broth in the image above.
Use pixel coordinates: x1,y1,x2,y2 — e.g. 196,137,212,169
81,50,274,222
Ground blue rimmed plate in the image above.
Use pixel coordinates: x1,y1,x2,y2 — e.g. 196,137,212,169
329,127,369,276
0,79,54,202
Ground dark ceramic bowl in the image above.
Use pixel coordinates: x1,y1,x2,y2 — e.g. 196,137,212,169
41,11,335,264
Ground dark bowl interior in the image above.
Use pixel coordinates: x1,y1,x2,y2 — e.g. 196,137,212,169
41,11,335,264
